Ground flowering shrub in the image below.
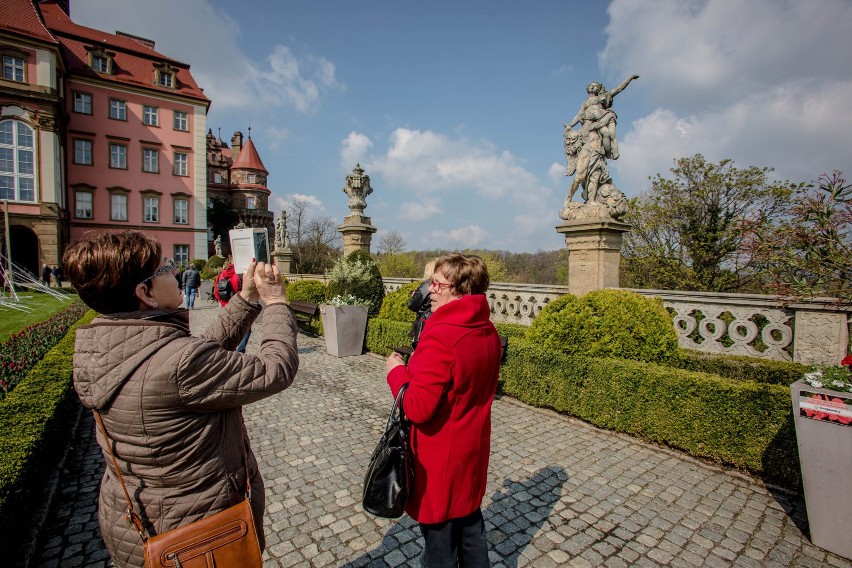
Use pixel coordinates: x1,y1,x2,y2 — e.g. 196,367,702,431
326,294,367,307
801,356,852,393
325,250,385,316
0,300,89,400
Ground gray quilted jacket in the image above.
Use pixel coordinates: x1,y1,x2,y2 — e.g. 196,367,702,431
73,296,298,567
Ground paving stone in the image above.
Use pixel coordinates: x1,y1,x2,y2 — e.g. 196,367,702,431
27,316,849,567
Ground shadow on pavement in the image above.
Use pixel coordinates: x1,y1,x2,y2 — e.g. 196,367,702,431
343,465,567,567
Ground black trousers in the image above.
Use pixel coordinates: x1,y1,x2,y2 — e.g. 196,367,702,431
419,508,489,568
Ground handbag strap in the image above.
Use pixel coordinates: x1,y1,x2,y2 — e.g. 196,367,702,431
93,410,253,541
390,383,409,428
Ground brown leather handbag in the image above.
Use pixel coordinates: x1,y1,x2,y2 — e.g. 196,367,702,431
94,411,263,568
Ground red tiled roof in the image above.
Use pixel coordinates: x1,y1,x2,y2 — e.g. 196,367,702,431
0,0,58,45
231,138,268,174
39,1,208,103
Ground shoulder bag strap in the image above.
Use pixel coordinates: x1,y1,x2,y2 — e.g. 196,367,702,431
93,410,148,540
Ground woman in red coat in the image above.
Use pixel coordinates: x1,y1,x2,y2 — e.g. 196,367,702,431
386,254,501,567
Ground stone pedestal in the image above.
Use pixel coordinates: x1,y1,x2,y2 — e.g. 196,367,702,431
793,310,849,366
272,248,295,274
555,219,631,297
338,213,377,256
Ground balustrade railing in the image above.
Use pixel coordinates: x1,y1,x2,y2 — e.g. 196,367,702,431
287,274,850,366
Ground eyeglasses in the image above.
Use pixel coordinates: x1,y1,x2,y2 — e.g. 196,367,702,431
429,278,453,291
140,261,177,285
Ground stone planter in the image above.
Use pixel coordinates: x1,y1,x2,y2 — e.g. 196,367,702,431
791,380,852,560
320,304,368,357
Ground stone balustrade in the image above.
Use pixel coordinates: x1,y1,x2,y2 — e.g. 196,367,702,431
287,274,850,366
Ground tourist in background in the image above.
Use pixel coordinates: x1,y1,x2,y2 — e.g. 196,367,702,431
63,230,298,568
214,262,251,352
182,263,201,309
407,259,436,350
41,264,51,287
385,253,501,567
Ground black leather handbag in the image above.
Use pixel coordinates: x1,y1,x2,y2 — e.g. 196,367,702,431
362,384,413,518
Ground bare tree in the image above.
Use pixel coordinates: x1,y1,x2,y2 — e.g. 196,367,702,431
285,198,340,274
376,230,407,255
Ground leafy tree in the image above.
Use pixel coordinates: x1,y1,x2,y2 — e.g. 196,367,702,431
375,253,421,278
744,171,852,305
622,154,799,292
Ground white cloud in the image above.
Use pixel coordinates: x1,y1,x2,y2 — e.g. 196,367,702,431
273,193,326,214
71,0,343,113
600,0,852,193
427,225,489,248
398,198,443,222
340,132,373,169
548,162,566,184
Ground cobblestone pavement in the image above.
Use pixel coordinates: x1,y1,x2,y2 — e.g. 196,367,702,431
32,304,851,567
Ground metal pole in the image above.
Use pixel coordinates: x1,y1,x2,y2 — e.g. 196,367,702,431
2,199,13,291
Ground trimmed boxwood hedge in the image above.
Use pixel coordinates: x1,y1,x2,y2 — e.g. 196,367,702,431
499,337,800,490
673,349,809,386
0,309,97,557
366,318,411,356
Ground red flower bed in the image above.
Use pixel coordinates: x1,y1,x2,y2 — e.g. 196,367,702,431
0,300,89,400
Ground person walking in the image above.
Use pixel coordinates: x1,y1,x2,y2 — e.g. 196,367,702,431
63,230,298,568
41,264,52,287
182,263,201,309
385,254,501,567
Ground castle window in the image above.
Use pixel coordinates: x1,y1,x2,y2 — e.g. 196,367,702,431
92,55,108,73
0,119,36,202
174,245,189,266
109,99,126,120
144,195,159,223
109,191,128,221
74,139,93,165
173,152,188,176
85,46,114,74
75,190,93,219
247,173,256,184
246,196,257,210
159,72,173,87
174,198,188,224
109,143,127,169
2,55,24,82
73,92,92,114
173,110,188,131
213,172,223,184
142,148,159,173
143,105,159,126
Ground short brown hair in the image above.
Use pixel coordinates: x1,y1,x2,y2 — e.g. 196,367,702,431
433,254,490,295
62,231,161,314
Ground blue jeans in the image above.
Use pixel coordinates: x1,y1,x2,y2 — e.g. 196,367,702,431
419,509,489,568
236,330,251,353
185,287,197,308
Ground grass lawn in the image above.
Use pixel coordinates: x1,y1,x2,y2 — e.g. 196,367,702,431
0,292,79,342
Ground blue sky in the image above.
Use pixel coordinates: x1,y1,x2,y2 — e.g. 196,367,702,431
72,0,852,253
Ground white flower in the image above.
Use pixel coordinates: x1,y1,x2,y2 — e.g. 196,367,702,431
808,380,824,388
326,294,365,307
832,380,846,388
803,371,823,382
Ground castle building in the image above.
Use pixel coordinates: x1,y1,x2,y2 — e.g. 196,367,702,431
0,0,209,274
205,129,274,257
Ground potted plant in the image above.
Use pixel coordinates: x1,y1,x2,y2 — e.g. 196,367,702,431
320,252,384,357
790,356,852,560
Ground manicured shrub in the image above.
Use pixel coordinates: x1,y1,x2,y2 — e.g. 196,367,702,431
201,255,226,280
673,350,809,386
287,279,328,304
0,300,89,399
377,281,421,323
499,338,799,490
0,309,96,557
526,289,679,364
326,251,385,317
366,318,412,356
190,258,207,271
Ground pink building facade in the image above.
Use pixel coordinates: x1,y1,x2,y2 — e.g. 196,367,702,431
0,0,209,275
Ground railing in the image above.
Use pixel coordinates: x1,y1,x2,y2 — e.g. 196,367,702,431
288,274,850,366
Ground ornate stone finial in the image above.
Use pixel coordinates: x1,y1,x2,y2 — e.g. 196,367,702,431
214,234,223,257
559,74,638,221
342,163,373,217
275,210,290,250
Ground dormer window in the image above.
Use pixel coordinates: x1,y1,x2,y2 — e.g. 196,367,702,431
85,46,114,75
153,62,178,89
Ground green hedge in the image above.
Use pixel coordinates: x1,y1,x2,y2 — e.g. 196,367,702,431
366,318,411,356
288,279,327,336
0,309,97,556
673,349,809,386
499,338,799,489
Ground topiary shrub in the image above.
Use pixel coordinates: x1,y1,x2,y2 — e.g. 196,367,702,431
201,255,226,280
526,289,679,364
377,281,421,323
190,258,207,271
326,250,385,317
287,279,328,304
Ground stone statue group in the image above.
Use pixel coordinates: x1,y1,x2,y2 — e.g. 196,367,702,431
560,74,638,222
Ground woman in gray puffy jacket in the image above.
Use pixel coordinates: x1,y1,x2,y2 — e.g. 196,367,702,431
64,230,299,567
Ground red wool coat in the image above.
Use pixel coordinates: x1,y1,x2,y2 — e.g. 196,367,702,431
387,293,501,524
